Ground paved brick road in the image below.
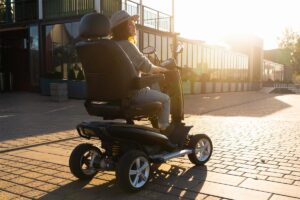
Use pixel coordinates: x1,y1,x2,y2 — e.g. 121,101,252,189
0,92,300,200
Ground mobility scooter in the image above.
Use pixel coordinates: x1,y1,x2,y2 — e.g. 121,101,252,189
69,13,213,192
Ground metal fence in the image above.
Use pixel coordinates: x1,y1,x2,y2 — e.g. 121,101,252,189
143,6,170,32
101,0,121,17
177,37,250,82
122,0,171,32
43,0,94,19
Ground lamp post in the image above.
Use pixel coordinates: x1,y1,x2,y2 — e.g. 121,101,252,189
171,0,174,32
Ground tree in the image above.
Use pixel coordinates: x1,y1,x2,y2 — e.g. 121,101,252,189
0,0,6,22
278,28,300,73
278,28,299,50
0,0,13,23
292,38,300,72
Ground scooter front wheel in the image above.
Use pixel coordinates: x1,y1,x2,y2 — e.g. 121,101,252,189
69,143,102,180
188,134,213,165
116,150,151,192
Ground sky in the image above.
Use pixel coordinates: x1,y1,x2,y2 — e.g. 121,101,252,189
142,0,300,50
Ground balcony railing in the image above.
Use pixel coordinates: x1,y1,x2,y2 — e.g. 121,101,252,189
101,0,121,17
0,0,37,24
122,0,172,32
123,0,139,19
43,0,121,19
143,6,170,32
43,0,95,19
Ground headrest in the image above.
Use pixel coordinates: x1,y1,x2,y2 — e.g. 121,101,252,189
79,13,110,39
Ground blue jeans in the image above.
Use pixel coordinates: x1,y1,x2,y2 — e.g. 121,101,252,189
131,87,170,129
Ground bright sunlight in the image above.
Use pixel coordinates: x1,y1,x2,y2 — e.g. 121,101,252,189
174,0,300,49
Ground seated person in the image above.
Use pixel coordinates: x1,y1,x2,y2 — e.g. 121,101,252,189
110,10,170,131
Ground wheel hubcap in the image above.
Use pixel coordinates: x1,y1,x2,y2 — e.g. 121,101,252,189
129,157,150,188
195,138,211,161
80,149,100,175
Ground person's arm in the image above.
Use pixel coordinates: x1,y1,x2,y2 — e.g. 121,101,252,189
118,41,169,75
122,41,168,74
151,65,168,74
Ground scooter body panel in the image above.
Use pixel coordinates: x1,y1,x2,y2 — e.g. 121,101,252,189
76,121,175,150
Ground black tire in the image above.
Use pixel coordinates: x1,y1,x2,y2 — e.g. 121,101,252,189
188,134,213,166
69,143,101,180
116,150,151,192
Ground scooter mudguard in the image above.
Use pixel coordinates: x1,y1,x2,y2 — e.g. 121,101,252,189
76,121,176,150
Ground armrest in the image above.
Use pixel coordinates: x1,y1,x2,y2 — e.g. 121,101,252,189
133,74,165,89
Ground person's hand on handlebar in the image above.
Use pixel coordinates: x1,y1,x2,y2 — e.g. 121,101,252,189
151,65,168,74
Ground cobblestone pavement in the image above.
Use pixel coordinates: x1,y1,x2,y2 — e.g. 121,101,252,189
1,92,300,200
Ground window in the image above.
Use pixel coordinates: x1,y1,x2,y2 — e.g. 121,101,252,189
182,42,188,67
149,33,155,47
211,48,215,69
29,26,40,86
44,22,81,80
162,36,168,61
193,44,197,69
143,32,149,48
168,37,173,59
197,45,202,68
203,47,207,72
206,48,210,68
156,35,162,61
188,43,192,68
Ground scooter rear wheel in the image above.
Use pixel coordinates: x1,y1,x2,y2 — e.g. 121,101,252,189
69,143,102,180
116,150,151,192
188,134,213,165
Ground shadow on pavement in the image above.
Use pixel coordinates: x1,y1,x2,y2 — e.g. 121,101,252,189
39,165,208,200
38,178,123,200
0,92,97,141
150,165,208,199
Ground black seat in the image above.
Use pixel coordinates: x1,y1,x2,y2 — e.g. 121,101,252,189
77,13,164,121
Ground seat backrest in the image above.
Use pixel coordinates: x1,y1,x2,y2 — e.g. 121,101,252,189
77,13,137,101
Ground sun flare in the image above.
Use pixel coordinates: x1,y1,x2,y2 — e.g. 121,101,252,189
174,0,300,49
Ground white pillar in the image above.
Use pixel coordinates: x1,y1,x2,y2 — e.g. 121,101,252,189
94,0,101,13
38,0,43,19
171,0,174,32
140,0,143,26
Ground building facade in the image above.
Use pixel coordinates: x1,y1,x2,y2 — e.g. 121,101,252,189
0,0,271,95
264,49,293,83
0,0,176,92
263,59,284,82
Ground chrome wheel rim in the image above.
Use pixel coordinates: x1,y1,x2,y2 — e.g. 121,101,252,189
194,138,211,161
80,149,99,175
129,156,150,188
